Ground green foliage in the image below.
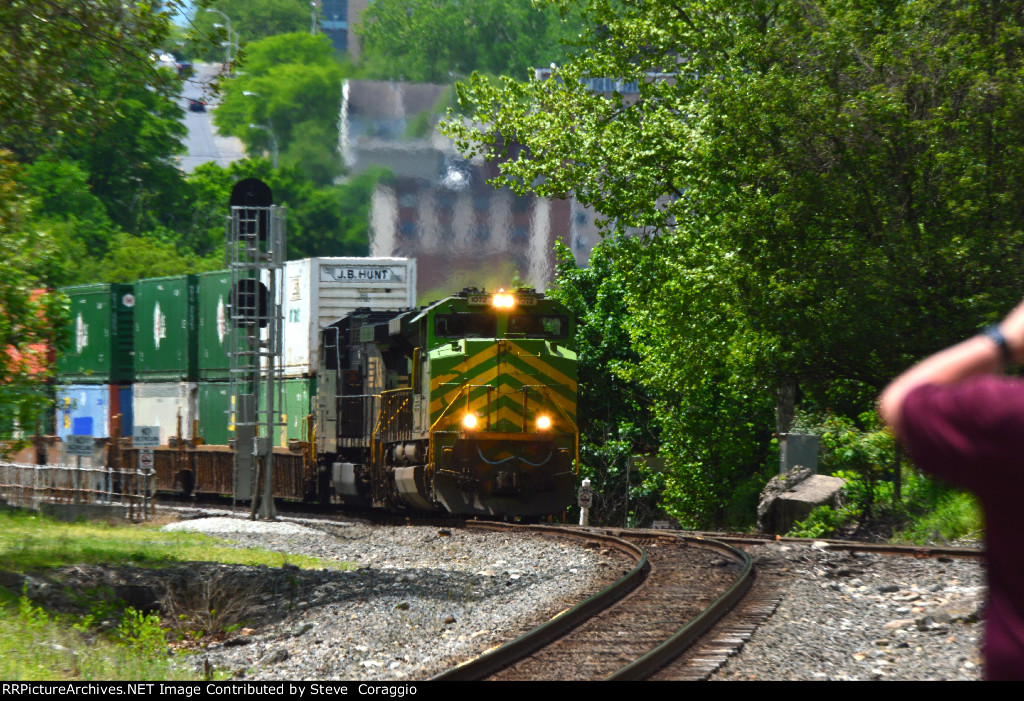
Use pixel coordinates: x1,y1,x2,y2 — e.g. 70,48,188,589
895,491,983,545
214,33,349,184
90,232,224,284
787,504,857,540
796,411,897,518
786,465,984,544
0,154,68,446
188,0,312,62
358,0,583,82
117,608,168,659
549,240,662,526
445,0,1024,527
0,1,187,160
57,75,190,235
187,158,377,260
0,596,191,680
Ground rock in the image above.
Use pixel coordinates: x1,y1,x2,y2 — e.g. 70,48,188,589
757,467,846,534
262,648,289,665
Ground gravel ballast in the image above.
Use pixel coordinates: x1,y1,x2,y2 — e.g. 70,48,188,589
710,539,985,681
160,514,985,681
161,513,627,680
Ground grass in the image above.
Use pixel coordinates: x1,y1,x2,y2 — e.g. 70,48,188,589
893,490,983,545
0,595,196,681
0,509,355,681
786,467,985,545
0,510,353,572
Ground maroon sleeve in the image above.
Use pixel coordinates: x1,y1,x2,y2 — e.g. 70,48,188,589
899,376,1024,493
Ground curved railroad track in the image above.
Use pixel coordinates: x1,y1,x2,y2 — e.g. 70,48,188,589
433,523,760,681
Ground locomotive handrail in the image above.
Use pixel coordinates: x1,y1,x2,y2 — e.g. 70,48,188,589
427,385,473,475
370,389,413,469
378,389,412,442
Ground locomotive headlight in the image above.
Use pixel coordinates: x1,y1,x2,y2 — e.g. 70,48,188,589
536,415,552,431
492,291,515,309
462,413,478,429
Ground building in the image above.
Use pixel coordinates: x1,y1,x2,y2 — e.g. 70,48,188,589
318,0,369,58
339,79,579,301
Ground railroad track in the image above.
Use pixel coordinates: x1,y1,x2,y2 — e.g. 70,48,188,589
433,523,763,681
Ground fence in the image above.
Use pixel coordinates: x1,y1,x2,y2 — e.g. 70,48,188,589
0,460,155,519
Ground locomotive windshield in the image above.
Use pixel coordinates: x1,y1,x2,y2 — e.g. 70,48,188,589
434,313,497,338
508,314,570,339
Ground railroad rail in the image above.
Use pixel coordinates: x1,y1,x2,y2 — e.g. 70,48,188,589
434,523,755,681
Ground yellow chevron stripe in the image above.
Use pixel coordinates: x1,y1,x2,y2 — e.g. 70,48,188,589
504,342,577,391
430,372,577,415
433,390,577,432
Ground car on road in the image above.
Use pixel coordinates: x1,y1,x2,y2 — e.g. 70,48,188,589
187,98,206,113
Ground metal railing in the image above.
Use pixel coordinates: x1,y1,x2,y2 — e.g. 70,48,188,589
0,461,155,519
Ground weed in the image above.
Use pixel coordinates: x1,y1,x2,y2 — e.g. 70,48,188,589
162,570,257,640
117,608,167,658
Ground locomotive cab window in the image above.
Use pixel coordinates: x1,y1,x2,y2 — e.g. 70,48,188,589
434,313,497,338
508,314,570,339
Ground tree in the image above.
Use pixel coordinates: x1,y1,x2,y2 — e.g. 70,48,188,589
58,65,191,235
0,153,67,445
446,1,1024,526
548,240,662,526
358,0,583,82
186,157,376,261
0,1,186,160
213,33,348,184
187,0,311,61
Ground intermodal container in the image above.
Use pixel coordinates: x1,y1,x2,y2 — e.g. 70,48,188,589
196,381,234,446
277,257,416,377
131,382,196,444
134,276,198,381
196,270,235,381
257,376,316,447
55,384,132,440
57,284,134,384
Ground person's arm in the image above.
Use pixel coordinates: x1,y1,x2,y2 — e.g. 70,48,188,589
879,299,1024,438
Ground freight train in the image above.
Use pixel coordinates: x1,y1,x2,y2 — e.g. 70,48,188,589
45,273,579,518
315,287,578,517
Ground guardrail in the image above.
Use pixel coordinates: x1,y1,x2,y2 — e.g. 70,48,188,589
0,461,155,519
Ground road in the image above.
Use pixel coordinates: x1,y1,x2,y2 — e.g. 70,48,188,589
176,62,246,173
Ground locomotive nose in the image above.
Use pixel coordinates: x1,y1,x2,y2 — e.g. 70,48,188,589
432,435,575,516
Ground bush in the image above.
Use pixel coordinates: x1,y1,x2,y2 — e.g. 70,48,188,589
786,410,983,542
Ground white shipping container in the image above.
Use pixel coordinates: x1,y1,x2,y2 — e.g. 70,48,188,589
277,257,416,377
131,382,197,445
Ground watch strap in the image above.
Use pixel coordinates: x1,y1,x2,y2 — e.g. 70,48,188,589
982,324,1013,367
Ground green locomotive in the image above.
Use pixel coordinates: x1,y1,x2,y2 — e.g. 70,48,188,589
315,287,579,517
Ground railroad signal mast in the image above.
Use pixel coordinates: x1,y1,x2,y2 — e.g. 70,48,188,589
226,178,286,520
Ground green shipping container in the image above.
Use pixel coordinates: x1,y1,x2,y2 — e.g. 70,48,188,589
197,382,234,446
57,283,134,384
199,379,314,447
134,276,198,381
196,270,235,381
258,377,316,448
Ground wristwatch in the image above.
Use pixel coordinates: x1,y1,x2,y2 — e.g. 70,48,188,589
981,324,1013,367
